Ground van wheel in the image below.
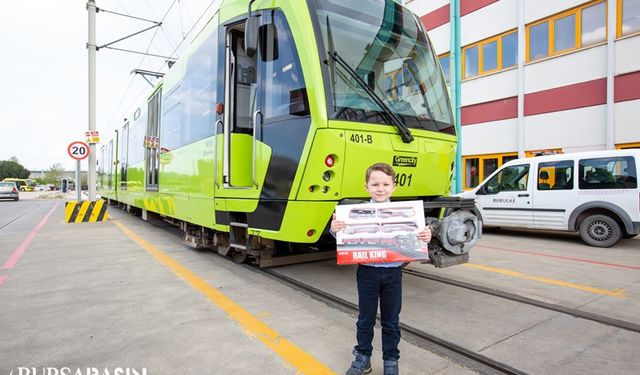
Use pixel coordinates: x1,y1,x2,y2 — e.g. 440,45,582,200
578,215,622,248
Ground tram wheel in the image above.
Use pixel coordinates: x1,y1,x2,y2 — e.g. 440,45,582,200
231,250,248,264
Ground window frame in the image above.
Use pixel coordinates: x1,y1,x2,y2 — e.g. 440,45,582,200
462,29,518,79
437,52,450,84
616,142,640,149
462,152,518,190
618,0,640,36
526,0,607,63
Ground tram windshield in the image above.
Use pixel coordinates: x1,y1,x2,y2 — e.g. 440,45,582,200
311,0,455,135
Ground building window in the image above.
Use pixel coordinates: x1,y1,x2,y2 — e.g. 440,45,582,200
464,46,479,78
529,21,549,60
438,53,450,84
554,14,576,52
462,30,517,79
527,0,606,62
619,0,640,36
463,153,518,190
582,1,606,45
502,32,518,68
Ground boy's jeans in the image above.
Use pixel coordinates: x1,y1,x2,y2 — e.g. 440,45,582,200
355,264,402,361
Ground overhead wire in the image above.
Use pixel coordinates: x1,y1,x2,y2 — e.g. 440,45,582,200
104,0,219,129
157,0,219,72
104,0,179,129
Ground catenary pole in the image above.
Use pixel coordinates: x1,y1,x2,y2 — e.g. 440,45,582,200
450,0,462,193
88,0,97,201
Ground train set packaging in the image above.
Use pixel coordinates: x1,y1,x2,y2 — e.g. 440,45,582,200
335,201,429,265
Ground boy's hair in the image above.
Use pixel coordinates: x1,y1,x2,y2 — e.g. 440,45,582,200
365,163,395,183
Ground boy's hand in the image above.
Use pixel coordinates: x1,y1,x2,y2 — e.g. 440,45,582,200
331,213,346,233
418,226,432,243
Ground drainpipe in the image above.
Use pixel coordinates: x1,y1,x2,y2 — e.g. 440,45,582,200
606,0,616,149
450,0,462,193
517,0,525,158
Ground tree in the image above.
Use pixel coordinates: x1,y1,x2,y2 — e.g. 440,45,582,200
44,163,66,185
0,159,31,180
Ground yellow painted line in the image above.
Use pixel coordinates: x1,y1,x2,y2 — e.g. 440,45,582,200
112,220,335,375
463,263,627,298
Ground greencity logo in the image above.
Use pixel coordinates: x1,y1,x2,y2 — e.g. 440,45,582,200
9,368,147,375
392,155,417,167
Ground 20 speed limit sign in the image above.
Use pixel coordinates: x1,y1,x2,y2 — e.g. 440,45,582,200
68,141,90,161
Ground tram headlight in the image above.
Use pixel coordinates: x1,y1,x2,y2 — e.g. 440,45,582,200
322,171,331,182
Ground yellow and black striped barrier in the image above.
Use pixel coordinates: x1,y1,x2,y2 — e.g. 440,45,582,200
65,200,108,223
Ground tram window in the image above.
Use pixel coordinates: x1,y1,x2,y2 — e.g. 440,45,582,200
260,11,308,121
233,31,257,132
184,30,217,147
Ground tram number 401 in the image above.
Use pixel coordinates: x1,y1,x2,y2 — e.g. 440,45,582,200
395,173,413,187
349,134,373,144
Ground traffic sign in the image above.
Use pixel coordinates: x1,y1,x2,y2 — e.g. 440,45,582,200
85,130,100,144
68,141,90,160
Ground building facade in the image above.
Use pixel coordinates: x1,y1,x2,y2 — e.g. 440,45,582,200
405,0,640,189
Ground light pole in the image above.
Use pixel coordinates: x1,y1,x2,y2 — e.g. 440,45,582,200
87,0,97,201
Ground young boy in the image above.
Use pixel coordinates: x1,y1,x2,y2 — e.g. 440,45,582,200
331,163,431,375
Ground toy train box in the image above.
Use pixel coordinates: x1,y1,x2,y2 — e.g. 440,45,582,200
335,200,429,265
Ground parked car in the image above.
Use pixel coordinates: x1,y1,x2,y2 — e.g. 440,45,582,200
459,149,640,247
0,181,19,201
2,178,34,192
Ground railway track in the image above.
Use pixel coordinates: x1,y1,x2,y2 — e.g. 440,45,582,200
402,267,640,334
255,267,528,375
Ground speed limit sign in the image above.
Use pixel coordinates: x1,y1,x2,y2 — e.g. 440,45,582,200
68,141,90,161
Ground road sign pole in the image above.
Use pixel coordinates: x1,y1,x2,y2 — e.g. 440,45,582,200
88,0,97,201
76,160,82,202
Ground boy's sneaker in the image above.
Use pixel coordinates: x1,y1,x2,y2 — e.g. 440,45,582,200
346,350,371,375
383,360,399,375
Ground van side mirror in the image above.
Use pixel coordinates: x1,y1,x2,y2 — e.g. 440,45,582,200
245,15,260,58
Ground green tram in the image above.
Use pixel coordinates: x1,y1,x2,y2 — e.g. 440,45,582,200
98,0,479,267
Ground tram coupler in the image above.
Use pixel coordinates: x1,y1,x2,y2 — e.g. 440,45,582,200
428,249,470,268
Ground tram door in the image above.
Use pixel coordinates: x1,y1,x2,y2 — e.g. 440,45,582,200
219,21,265,196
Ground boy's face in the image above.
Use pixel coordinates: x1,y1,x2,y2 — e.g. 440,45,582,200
365,170,396,203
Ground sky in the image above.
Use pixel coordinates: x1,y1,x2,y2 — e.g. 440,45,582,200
0,0,218,172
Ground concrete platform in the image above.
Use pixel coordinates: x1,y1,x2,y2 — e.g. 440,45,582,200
0,198,474,374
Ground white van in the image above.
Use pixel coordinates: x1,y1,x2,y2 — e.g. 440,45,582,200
459,149,640,247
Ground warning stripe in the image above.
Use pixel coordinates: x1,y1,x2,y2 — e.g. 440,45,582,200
81,201,95,223
66,202,82,223
96,200,108,221
65,200,108,223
